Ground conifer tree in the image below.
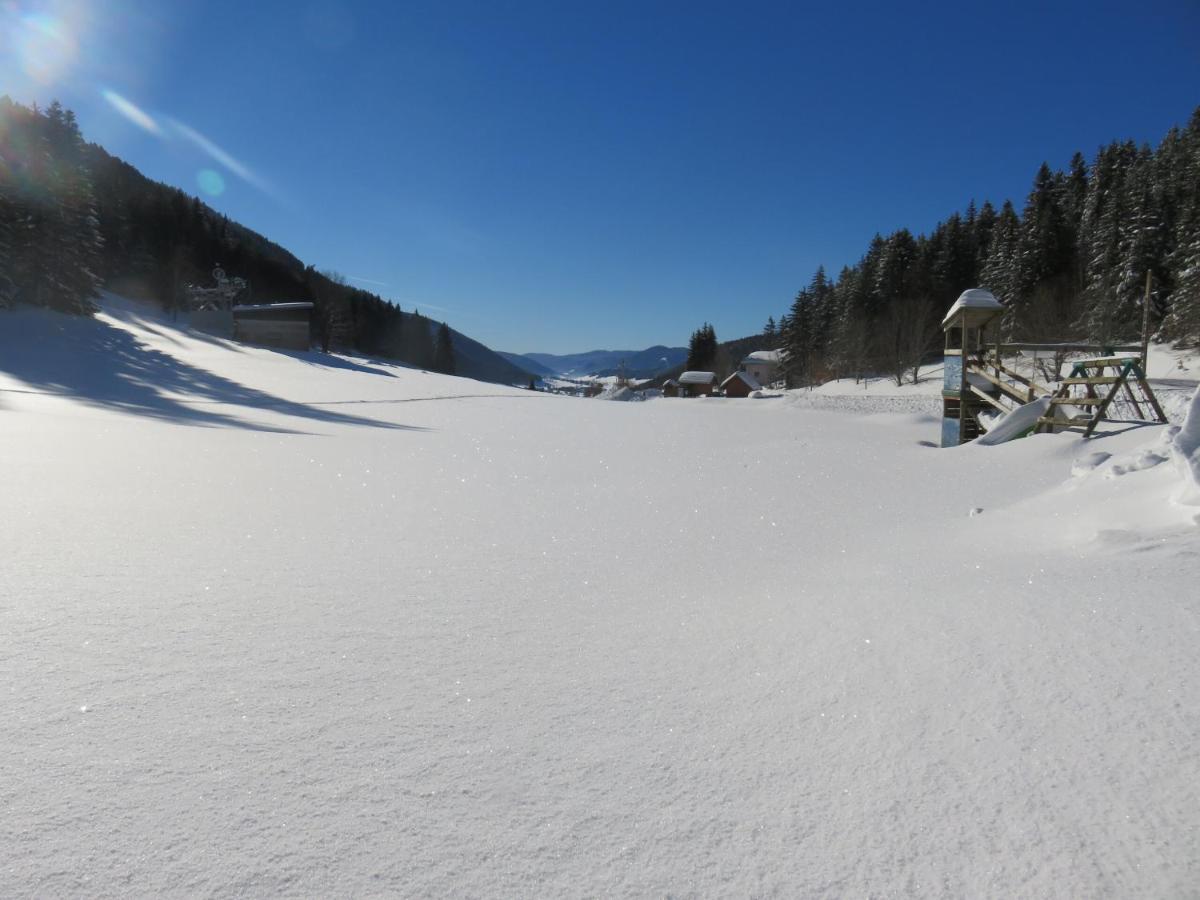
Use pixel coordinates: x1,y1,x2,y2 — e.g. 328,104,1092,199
762,316,777,346
405,310,437,369
685,322,718,371
433,321,456,374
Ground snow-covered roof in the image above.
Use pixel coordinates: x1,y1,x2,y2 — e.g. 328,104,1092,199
663,378,680,386
722,370,761,390
941,288,1002,327
678,371,717,384
232,302,314,312
742,350,782,365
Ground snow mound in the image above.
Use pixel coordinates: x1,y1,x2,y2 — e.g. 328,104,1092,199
1172,385,1200,504
975,397,1051,445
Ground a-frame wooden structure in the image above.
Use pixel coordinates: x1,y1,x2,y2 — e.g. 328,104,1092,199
1035,355,1167,437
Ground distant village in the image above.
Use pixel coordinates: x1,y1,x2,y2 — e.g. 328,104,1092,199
535,348,784,400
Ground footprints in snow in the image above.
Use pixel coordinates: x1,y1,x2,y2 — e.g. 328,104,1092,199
1071,448,1169,480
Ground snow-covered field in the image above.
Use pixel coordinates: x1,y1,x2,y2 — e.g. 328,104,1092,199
2,298,1199,896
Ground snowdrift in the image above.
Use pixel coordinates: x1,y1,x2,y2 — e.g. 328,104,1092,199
1173,384,1200,504
1,297,1198,896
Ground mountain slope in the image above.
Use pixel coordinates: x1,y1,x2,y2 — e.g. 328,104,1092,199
497,352,556,378
517,345,688,378
0,96,527,386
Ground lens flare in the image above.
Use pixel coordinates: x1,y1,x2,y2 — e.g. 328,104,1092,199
3,8,79,85
101,88,161,135
196,168,226,196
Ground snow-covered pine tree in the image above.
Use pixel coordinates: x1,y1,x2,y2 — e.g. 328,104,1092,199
827,265,871,382
979,200,1022,330
1161,110,1200,345
1163,226,1200,346
1077,142,1137,342
780,288,813,386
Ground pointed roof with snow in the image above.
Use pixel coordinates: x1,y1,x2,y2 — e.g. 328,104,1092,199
942,288,1002,328
721,370,761,390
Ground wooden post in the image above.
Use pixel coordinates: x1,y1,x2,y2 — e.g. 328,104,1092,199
1140,270,1153,368
958,310,968,443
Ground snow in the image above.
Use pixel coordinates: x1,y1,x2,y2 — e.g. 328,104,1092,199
678,370,717,385
1172,385,1200,504
975,397,1051,445
2,296,1199,896
742,349,782,363
941,287,1003,326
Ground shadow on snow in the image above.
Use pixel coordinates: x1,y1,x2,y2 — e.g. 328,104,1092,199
0,310,424,433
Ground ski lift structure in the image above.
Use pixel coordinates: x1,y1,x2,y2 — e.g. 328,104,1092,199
939,288,1167,447
186,265,248,311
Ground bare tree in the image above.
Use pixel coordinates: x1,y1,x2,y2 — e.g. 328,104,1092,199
876,296,940,386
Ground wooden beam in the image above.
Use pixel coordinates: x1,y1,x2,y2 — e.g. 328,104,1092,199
1073,356,1141,368
1037,416,1093,428
1082,376,1127,438
1049,397,1104,405
964,366,1031,402
968,384,1011,411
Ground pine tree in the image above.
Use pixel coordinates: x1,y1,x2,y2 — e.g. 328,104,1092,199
979,200,1022,329
1163,226,1200,345
0,179,16,308
762,315,777,346
685,322,717,371
433,321,456,374
405,310,436,369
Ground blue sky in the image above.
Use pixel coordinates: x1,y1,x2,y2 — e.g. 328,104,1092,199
4,0,1200,353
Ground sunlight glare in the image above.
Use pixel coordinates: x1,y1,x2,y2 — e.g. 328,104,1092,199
1,3,80,85
101,88,161,135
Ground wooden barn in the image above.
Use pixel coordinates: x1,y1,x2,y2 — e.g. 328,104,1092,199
232,302,313,351
721,370,761,398
662,378,682,397
678,371,717,397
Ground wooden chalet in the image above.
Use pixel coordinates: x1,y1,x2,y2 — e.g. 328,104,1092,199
677,371,717,397
232,302,314,351
721,370,761,398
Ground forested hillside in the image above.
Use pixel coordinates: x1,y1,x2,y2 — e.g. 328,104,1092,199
0,96,532,384
768,108,1200,386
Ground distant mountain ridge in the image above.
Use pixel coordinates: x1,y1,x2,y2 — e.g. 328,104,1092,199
504,345,688,378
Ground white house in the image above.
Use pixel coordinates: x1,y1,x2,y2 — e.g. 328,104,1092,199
740,349,782,386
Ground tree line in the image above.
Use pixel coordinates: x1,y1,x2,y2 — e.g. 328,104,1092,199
757,107,1200,387
0,96,457,374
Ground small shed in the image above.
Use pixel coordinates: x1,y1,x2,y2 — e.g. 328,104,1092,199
662,378,681,398
232,302,314,351
678,371,717,397
721,370,761,398
740,350,782,386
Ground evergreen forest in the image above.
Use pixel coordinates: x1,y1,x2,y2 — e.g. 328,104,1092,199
0,96,457,374
766,108,1200,386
